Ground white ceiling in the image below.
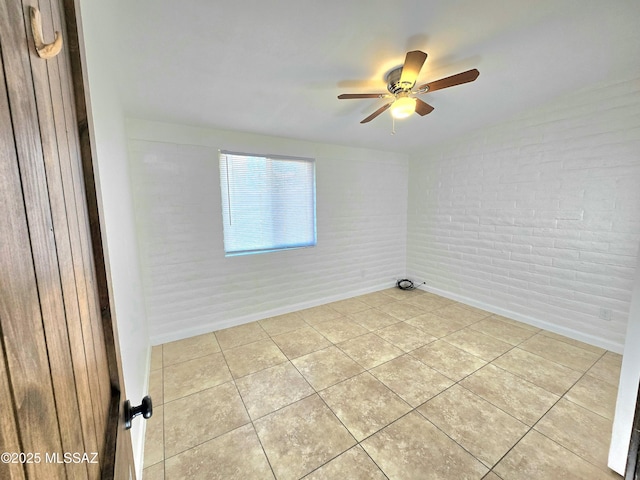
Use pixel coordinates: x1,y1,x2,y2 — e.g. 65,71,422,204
112,0,640,154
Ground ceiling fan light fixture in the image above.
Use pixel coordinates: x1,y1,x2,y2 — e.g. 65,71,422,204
390,96,416,119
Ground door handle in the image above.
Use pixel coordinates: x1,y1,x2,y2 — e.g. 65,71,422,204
124,396,153,430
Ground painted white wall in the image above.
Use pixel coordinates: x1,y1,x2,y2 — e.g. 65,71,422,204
77,1,150,476
609,243,640,474
407,76,640,353
126,120,409,344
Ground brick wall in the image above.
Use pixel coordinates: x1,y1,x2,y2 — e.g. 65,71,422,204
127,120,409,344
407,77,640,351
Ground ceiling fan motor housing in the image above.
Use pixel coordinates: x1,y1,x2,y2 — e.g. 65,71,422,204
386,66,414,95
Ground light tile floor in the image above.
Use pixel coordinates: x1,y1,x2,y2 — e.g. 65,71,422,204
142,288,623,479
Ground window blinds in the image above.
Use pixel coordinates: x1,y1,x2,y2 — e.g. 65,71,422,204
219,151,317,256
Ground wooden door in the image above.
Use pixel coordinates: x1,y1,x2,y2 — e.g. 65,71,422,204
0,0,134,478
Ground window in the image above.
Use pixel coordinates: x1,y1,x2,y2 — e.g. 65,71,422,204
219,151,317,256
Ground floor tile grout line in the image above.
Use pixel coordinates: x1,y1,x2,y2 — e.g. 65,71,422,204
160,349,224,371
528,424,619,475
454,323,601,396
492,344,606,396
407,328,540,471
261,353,364,478
291,315,489,476
283,310,428,478
157,343,281,476
247,415,278,479
411,400,495,473
359,446,391,480
538,330,609,355
406,328,613,473
479,356,617,476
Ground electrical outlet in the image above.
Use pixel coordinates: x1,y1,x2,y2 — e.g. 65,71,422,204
599,308,612,322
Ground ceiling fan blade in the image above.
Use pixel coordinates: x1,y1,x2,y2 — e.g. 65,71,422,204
338,93,389,99
418,69,479,93
414,98,434,116
360,102,392,123
399,50,428,87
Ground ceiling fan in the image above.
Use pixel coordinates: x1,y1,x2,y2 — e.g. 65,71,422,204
338,50,479,124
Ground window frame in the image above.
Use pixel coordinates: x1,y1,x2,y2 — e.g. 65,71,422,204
219,150,317,257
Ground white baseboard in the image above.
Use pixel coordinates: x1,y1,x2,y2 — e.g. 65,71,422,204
149,280,624,353
420,284,624,354
149,282,393,345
